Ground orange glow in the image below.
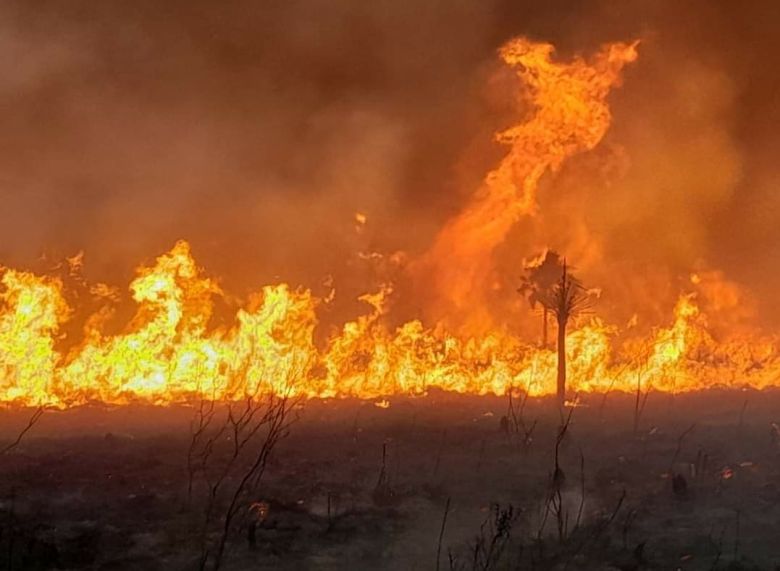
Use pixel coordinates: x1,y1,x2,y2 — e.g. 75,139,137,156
0,242,778,407
1,37,776,408
415,38,638,330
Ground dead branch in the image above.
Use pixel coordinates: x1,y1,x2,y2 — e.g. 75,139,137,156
537,403,576,544
1,407,44,456
209,392,294,571
507,381,537,448
436,497,451,571
188,361,303,571
575,450,585,532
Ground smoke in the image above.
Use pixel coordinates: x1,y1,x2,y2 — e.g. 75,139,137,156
0,1,778,330
482,1,780,332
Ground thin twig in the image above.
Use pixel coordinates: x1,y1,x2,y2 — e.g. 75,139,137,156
1,406,44,455
575,450,585,531
436,497,452,571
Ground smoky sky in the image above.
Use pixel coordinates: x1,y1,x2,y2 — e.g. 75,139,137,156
1,1,779,325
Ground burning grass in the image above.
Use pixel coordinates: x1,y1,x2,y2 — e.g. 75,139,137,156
1,37,776,410
1,240,779,410
0,31,776,570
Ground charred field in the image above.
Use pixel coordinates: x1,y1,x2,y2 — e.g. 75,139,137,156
1,389,779,570
1,3,780,568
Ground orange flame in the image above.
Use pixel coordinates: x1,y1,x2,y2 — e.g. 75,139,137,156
415,38,638,329
0,38,775,408
0,241,777,407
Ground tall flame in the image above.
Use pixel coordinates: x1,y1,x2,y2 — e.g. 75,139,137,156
0,37,776,408
415,39,638,328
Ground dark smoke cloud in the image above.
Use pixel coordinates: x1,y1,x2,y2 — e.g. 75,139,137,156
0,1,778,326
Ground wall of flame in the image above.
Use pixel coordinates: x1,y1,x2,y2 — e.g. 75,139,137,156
1,37,778,407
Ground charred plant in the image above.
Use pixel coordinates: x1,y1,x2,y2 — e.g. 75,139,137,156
187,366,301,571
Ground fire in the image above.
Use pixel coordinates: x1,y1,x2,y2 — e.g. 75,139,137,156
1,37,777,408
0,240,778,407
414,38,638,329
0,270,69,403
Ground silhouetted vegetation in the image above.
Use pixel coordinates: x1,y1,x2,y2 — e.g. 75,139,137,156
521,254,594,405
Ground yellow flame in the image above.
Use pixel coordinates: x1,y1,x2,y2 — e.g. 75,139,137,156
0,38,775,408
0,240,777,407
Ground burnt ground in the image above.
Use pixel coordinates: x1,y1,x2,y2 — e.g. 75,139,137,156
0,390,779,570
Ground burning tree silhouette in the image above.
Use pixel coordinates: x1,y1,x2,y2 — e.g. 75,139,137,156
522,256,594,404
518,250,565,347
